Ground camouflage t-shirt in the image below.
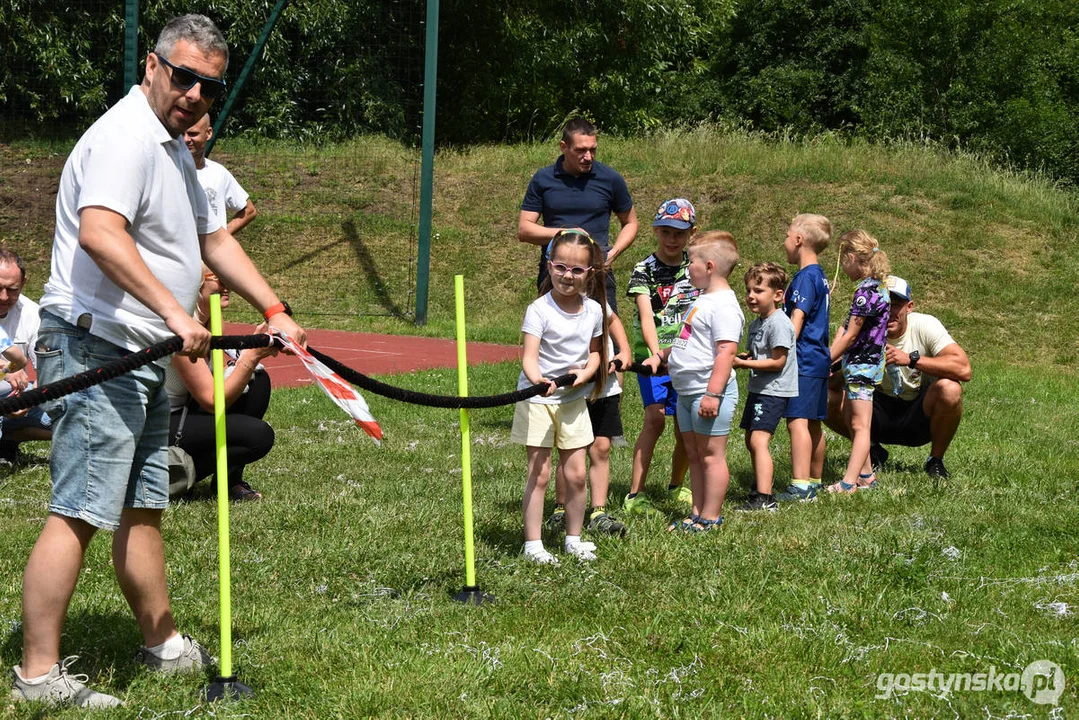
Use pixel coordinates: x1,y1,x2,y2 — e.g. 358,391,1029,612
626,252,700,361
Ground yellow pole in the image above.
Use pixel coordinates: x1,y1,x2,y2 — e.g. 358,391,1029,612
210,294,234,677
455,275,477,587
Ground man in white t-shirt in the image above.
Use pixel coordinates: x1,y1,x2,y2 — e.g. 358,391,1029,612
184,113,258,234
827,276,971,479
0,250,52,460
12,14,306,709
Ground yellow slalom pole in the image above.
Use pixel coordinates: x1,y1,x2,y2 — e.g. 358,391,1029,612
452,275,492,605
210,295,234,676
204,295,253,700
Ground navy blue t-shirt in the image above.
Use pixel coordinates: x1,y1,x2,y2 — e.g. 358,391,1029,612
521,156,633,254
783,263,831,377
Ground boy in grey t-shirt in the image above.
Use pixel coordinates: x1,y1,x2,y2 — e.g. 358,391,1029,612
733,263,798,511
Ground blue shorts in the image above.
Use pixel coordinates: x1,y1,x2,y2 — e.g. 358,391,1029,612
739,392,789,434
676,377,738,437
37,311,170,531
637,373,678,416
784,375,829,421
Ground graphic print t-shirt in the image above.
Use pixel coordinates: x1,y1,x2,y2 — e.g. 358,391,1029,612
626,252,700,361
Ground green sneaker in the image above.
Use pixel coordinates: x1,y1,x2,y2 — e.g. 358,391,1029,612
669,484,693,506
623,493,657,515
587,511,627,537
545,507,566,531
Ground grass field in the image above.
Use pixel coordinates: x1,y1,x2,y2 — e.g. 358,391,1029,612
1,129,1078,717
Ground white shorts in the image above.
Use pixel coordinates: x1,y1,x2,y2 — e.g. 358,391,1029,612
510,397,594,449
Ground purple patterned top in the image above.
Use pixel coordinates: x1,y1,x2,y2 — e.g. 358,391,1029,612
844,277,889,366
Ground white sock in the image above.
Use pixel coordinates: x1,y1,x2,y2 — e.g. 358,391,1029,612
524,540,545,555
565,535,582,548
146,632,185,660
15,666,50,684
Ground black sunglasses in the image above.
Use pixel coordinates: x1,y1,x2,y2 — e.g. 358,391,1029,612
153,53,227,101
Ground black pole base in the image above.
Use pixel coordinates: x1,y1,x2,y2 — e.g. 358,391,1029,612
203,675,255,702
453,585,495,605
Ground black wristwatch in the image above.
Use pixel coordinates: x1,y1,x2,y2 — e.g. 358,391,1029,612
908,350,921,368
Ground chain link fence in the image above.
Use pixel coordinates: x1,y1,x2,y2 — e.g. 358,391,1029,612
1,0,426,324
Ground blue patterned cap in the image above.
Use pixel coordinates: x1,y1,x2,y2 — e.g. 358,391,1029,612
653,198,696,230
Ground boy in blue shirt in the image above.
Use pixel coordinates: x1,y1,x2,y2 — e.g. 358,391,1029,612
776,214,832,502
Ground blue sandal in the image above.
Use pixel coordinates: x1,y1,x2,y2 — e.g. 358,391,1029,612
668,514,701,533
687,516,723,533
857,472,878,490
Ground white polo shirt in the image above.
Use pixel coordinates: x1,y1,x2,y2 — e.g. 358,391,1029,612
197,158,249,228
41,85,220,354
0,294,41,366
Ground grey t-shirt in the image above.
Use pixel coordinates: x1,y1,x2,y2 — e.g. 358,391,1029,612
746,311,799,396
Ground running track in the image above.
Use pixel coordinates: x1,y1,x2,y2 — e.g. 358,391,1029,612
224,323,521,389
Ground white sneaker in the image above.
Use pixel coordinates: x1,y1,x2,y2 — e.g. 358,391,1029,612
135,634,213,674
523,544,560,565
564,540,597,561
10,656,124,708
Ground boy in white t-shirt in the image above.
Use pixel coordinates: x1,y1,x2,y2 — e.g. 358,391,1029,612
183,114,258,235
733,263,798,511
643,231,743,532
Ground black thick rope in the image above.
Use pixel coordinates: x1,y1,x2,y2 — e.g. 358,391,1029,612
0,334,659,415
308,347,577,408
308,348,658,409
0,335,274,416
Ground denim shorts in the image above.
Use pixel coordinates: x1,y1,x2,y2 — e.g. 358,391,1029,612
675,376,739,437
37,311,170,531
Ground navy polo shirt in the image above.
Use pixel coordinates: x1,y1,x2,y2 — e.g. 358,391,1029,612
521,156,633,254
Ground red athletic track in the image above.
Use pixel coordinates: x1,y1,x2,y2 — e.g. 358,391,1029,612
223,323,521,388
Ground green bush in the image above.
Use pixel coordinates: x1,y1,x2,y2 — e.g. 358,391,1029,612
1,0,1077,184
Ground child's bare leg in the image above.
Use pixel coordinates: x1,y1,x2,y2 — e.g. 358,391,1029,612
629,404,666,495
671,429,689,487
841,398,874,486
787,417,811,480
523,447,552,541
558,446,588,535
747,430,774,495
808,420,825,480
698,434,731,521
680,430,704,518
554,460,566,505
588,437,611,508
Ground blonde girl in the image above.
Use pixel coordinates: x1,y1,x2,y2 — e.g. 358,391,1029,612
828,230,890,493
512,230,609,564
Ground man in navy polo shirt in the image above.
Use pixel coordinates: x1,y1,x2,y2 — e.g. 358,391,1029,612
518,117,638,311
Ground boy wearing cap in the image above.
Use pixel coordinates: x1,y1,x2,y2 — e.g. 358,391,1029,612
623,199,700,513
827,276,972,479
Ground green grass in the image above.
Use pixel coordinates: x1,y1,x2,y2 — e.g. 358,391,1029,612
0,360,1077,717
1,129,1078,716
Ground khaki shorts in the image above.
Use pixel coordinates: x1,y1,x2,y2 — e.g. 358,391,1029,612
510,397,594,449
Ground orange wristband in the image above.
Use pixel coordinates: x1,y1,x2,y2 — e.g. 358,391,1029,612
263,302,287,321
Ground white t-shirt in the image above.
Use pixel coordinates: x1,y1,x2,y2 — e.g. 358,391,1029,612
517,292,603,405
197,158,249,229
40,85,218,355
668,289,745,395
881,312,957,401
0,295,41,366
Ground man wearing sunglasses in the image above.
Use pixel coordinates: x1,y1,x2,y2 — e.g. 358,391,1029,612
12,14,307,709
